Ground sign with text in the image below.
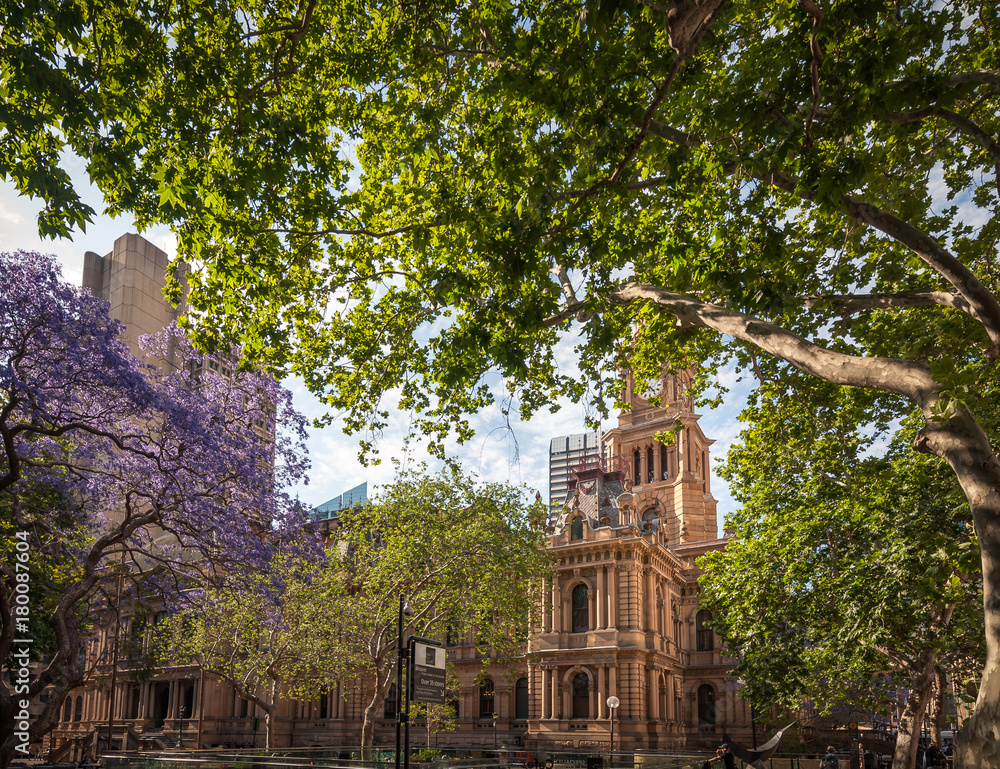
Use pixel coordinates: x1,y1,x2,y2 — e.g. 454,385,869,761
411,641,446,704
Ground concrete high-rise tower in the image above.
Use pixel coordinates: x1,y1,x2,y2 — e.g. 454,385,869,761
82,233,183,370
548,431,603,514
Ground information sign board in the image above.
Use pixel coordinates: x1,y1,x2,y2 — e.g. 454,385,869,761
411,641,447,704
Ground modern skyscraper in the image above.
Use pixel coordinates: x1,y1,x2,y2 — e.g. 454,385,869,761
548,431,602,514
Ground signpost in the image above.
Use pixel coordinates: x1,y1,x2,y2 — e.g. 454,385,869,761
402,636,444,769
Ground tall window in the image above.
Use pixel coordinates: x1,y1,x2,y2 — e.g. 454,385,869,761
384,684,397,718
515,678,529,720
570,517,584,541
74,695,83,721
320,689,329,719
572,673,590,718
571,584,589,632
696,610,714,651
633,449,641,485
479,679,495,718
660,444,669,479
445,625,459,646
697,684,715,724
63,698,72,722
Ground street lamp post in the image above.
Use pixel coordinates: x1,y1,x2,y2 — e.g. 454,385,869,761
394,597,413,769
493,712,499,748
178,705,186,749
606,696,620,769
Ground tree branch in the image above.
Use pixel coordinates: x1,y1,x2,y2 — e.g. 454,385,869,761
609,281,940,403
801,289,983,323
644,119,1000,354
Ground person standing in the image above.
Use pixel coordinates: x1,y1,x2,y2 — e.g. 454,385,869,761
821,746,840,769
718,744,736,769
924,742,946,768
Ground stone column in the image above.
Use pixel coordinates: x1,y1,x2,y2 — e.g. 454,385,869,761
596,665,605,720
647,668,657,721
643,569,653,632
608,563,618,629
653,443,662,482
594,570,603,630
589,580,598,631
551,670,559,720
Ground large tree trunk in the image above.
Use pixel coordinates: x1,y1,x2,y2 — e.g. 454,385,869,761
895,650,936,769
916,409,1000,768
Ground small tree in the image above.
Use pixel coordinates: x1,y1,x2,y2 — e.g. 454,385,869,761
331,466,551,747
0,252,308,768
157,543,348,749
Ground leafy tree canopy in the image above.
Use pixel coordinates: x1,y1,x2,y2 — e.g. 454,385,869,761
699,379,984,768
6,0,1000,762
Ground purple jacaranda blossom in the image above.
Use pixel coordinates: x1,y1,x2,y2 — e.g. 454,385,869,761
0,251,311,766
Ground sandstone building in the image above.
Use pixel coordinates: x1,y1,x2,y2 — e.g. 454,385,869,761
46,235,750,760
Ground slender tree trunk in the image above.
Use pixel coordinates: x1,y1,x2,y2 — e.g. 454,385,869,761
264,679,278,749
360,690,381,748
895,650,936,769
916,409,1000,768
929,666,946,748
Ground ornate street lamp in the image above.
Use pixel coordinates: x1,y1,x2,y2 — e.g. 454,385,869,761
606,696,620,769
493,712,500,748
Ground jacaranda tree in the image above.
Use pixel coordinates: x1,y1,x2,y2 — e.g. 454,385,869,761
0,251,308,767
5,1,1000,763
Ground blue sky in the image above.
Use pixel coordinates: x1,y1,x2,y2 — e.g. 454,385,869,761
0,176,747,525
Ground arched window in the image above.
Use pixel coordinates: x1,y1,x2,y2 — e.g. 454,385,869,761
697,684,715,724
660,444,669,479
320,688,329,719
384,684,397,719
658,674,668,722
696,610,714,651
63,697,72,722
572,672,589,718
515,678,529,720
646,446,654,482
479,679,495,718
633,449,641,485
570,516,584,540
571,584,589,633
445,625,459,646
74,695,83,721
